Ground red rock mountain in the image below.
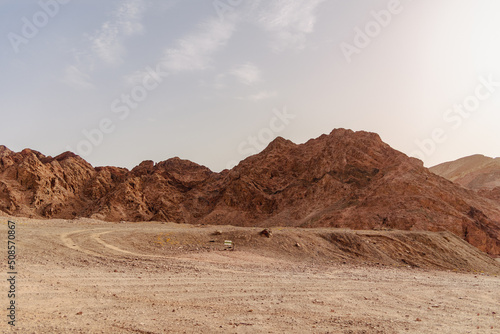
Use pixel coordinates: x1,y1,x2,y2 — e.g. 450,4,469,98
430,155,500,190
1,130,500,255
430,154,500,203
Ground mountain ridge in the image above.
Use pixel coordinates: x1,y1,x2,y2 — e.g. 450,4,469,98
2,128,500,255
430,154,500,190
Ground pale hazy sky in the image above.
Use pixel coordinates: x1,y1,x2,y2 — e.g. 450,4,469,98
1,0,500,171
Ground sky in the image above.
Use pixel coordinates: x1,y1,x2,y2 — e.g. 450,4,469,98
1,0,500,172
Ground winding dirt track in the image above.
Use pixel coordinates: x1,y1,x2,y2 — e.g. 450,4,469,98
1,217,499,333
61,229,145,257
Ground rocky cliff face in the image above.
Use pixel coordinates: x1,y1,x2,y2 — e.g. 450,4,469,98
1,130,500,255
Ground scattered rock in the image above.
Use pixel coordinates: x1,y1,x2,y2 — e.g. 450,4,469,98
260,229,272,238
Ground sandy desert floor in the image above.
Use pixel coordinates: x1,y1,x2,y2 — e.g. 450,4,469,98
0,217,499,333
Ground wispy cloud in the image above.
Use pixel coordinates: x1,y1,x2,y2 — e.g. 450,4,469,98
62,65,95,90
89,0,146,64
230,63,261,85
160,18,236,72
62,0,147,89
121,10,238,91
253,0,325,51
124,15,236,87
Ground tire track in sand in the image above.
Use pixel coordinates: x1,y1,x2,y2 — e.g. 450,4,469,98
61,229,283,276
92,231,163,257
60,229,105,257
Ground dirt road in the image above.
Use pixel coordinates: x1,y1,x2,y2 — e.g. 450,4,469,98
1,218,499,333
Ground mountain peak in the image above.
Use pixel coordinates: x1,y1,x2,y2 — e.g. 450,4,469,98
54,151,79,161
262,136,296,153
431,154,500,190
0,145,13,158
20,148,45,159
158,156,211,171
329,128,354,136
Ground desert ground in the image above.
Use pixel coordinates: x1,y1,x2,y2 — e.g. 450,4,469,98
1,217,499,333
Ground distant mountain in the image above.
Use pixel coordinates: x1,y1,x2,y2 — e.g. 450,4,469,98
1,130,500,255
430,154,500,205
430,154,500,190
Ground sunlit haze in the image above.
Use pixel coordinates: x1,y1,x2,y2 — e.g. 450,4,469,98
2,0,500,171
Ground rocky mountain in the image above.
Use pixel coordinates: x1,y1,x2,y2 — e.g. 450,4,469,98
1,130,500,255
430,155,500,190
430,154,500,204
